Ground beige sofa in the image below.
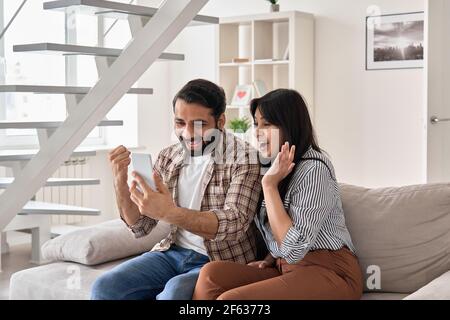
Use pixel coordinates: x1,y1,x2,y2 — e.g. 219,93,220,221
9,183,450,300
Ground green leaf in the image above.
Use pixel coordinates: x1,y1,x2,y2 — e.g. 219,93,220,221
228,117,251,133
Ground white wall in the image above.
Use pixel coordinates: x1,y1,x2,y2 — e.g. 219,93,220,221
160,0,426,188
84,0,427,224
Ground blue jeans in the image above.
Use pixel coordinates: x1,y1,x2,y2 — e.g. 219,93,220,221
90,245,209,300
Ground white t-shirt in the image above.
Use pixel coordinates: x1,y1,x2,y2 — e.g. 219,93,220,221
174,153,211,256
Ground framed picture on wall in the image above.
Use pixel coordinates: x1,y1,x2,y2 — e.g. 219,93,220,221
366,12,424,70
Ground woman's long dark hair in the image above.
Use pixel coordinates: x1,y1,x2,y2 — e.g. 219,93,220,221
250,89,321,201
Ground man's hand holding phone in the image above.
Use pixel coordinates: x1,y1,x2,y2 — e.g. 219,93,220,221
129,167,176,222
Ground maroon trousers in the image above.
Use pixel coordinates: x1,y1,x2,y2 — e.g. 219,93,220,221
193,247,364,300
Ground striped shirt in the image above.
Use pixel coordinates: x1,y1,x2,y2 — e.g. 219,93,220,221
255,147,356,264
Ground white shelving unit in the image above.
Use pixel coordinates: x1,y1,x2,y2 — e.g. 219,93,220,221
216,11,315,132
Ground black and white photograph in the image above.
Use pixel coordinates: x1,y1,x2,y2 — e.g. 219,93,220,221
366,12,424,70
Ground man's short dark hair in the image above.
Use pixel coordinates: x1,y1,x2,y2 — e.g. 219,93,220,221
173,79,226,120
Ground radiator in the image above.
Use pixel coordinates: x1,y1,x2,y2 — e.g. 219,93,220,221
0,167,6,178
35,157,90,226
0,167,6,196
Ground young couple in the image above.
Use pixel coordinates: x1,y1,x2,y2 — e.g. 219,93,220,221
91,79,363,300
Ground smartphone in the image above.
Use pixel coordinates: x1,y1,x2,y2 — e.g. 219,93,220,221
131,153,156,191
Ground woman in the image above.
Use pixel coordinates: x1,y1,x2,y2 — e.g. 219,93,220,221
193,89,363,300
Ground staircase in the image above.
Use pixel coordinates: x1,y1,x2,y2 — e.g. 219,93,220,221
0,0,215,271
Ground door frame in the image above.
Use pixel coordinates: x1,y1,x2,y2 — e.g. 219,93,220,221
426,0,450,183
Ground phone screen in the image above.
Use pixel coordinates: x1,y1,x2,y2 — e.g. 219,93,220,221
131,153,156,191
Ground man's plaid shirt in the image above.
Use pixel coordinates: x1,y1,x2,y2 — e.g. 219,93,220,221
123,131,262,264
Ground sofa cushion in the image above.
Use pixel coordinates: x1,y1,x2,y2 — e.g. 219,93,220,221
361,293,408,300
10,259,125,300
403,271,450,300
41,219,170,266
340,183,450,294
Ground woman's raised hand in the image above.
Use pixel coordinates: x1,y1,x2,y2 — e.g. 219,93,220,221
262,142,296,187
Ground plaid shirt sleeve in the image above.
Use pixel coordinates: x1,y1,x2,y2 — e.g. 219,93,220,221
122,150,165,239
211,162,262,242
123,215,158,238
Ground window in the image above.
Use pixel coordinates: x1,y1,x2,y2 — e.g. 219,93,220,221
0,0,138,148
70,12,103,145
0,0,65,147
102,14,138,148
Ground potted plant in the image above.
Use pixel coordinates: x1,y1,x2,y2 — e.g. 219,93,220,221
228,117,251,140
266,0,280,12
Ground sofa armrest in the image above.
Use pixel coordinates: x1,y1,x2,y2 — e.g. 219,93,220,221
403,271,450,300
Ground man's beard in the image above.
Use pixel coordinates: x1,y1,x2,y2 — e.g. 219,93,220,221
178,127,222,157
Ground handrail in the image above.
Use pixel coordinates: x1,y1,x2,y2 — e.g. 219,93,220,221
0,0,28,41
103,0,136,38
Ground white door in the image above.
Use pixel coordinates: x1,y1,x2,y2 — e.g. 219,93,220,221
426,0,450,183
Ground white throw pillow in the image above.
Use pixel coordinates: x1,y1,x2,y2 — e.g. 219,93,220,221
41,219,170,265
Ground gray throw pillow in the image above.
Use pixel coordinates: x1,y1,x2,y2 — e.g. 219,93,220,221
340,183,450,293
41,219,170,265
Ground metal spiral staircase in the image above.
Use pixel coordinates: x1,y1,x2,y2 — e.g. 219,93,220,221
0,0,216,271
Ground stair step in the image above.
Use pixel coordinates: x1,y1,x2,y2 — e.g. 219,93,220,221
19,201,100,216
14,43,185,61
0,149,96,162
0,119,123,129
44,0,219,26
0,85,153,95
0,177,100,189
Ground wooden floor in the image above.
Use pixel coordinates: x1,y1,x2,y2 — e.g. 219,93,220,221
0,244,35,300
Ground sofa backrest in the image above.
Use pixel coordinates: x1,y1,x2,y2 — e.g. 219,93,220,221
340,183,450,293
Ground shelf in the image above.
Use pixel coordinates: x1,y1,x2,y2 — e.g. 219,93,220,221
18,201,100,216
0,85,153,95
0,149,96,162
0,120,123,129
219,11,313,25
0,177,100,189
0,146,145,162
226,105,249,110
43,0,219,26
13,43,184,61
254,59,289,65
219,60,289,67
219,62,252,67
74,144,145,153
217,11,315,123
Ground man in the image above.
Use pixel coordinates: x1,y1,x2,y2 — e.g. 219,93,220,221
91,79,261,300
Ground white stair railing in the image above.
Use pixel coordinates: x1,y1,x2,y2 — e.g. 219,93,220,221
0,0,28,40
0,0,210,232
